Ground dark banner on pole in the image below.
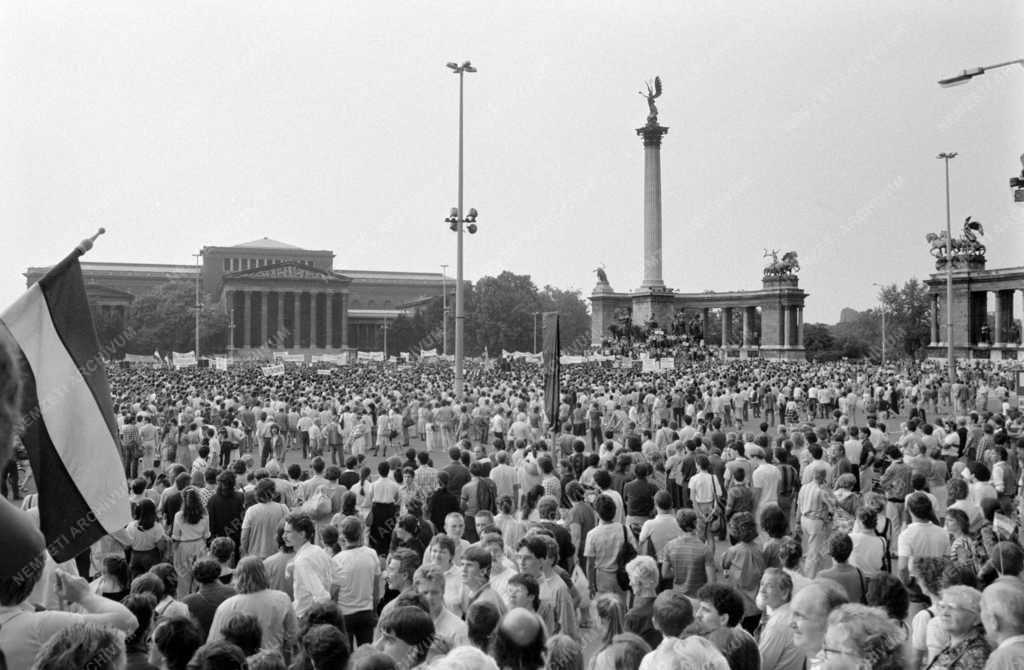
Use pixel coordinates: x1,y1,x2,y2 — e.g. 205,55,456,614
542,312,561,433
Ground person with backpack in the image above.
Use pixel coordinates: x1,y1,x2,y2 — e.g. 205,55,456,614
584,493,638,609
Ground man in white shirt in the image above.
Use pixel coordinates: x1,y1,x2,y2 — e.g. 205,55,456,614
332,516,380,648
284,512,338,620
896,493,950,583
639,491,683,563
749,445,780,524
639,590,729,670
490,451,520,509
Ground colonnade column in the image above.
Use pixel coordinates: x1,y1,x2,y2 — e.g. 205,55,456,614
341,294,349,348
277,292,285,348
240,290,251,349
797,306,804,348
931,295,939,345
783,305,792,348
721,309,729,347
701,308,709,344
742,307,751,347
260,292,268,349
294,292,302,348
310,291,318,348
224,291,235,351
324,292,333,349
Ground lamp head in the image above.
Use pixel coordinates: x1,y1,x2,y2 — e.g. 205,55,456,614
938,67,984,87
449,207,459,218
446,62,459,71
449,221,459,232
466,208,478,221
467,223,477,234
462,61,475,72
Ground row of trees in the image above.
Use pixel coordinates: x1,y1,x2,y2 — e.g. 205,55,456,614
90,271,592,358
387,271,591,356
804,279,931,362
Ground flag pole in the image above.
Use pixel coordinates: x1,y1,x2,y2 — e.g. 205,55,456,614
42,228,106,283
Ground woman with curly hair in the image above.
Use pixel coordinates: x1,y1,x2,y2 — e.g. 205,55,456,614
720,511,766,633
759,504,789,568
822,604,906,670
945,508,980,574
865,572,910,642
172,485,211,597
909,556,955,668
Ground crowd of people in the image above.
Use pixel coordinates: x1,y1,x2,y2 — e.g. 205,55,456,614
2,338,1024,670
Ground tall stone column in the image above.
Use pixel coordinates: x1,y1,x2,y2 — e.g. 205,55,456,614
294,292,302,349
277,292,285,348
325,292,333,349
224,291,235,351
341,293,349,348
636,122,669,289
240,290,251,349
783,305,792,348
742,307,751,347
260,291,268,349
310,291,319,348
797,306,804,348
721,309,729,347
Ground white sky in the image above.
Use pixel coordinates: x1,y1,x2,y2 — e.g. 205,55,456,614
2,0,1022,324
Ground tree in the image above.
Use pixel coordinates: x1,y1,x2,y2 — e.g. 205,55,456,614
803,323,835,359
877,279,931,359
88,304,129,359
471,271,541,355
126,281,228,355
538,285,591,354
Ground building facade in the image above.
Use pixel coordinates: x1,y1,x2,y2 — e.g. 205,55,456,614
25,237,448,354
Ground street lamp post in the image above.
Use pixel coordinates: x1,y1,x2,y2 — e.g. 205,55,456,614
446,60,478,400
938,152,957,382
440,264,449,356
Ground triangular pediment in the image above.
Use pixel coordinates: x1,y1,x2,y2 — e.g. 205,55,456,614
225,262,350,283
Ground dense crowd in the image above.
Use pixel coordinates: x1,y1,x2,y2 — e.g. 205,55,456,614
2,343,1024,670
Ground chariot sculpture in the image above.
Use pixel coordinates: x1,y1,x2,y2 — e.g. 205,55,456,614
926,216,985,267
763,249,800,277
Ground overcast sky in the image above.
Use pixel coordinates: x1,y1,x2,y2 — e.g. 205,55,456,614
2,0,1022,324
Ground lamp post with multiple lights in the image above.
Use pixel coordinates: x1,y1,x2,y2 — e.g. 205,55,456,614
446,59,477,400
937,152,957,382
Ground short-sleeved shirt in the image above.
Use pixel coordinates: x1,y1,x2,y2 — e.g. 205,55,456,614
584,522,636,572
897,522,950,559
0,606,85,670
333,546,381,614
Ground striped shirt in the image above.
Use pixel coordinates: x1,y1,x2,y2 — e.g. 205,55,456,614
662,535,714,597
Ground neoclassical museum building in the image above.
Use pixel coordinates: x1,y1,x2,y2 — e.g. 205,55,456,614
25,238,447,353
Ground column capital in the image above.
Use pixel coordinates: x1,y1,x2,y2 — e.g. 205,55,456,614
635,123,669,146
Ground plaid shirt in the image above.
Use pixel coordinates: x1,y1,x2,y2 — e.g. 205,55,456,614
120,423,141,450
415,466,440,498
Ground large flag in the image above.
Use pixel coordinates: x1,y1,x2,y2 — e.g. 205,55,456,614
0,230,131,562
542,312,561,434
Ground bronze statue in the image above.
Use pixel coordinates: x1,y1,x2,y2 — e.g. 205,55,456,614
763,249,800,276
926,216,985,265
639,76,663,124
595,266,608,284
